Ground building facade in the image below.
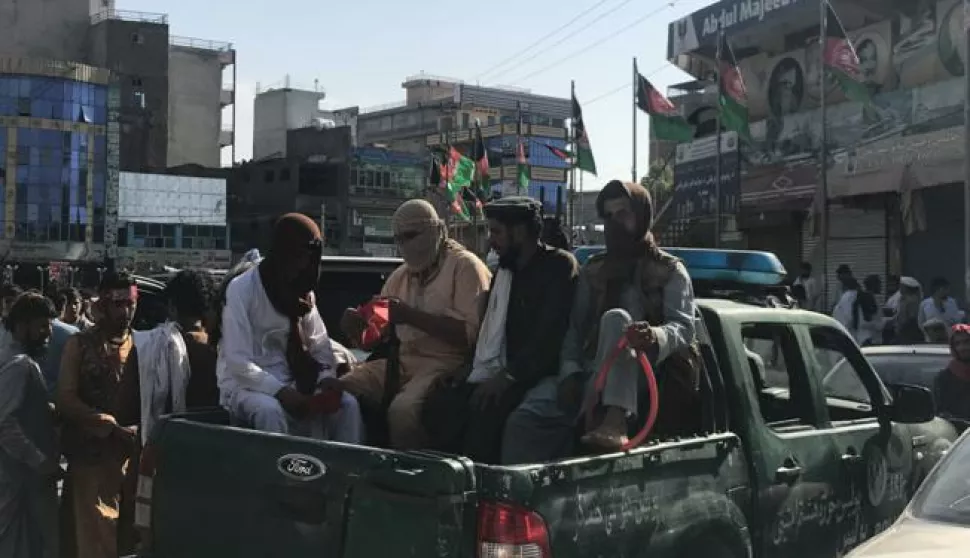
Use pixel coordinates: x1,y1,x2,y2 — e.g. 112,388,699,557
358,74,572,214
665,0,965,304
115,171,230,271
252,82,356,161
0,58,113,266
167,37,236,168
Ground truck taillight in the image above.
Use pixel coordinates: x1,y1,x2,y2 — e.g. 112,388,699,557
133,443,157,549
477,501,551,558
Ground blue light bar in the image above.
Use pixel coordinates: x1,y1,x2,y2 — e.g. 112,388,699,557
571,246,787,286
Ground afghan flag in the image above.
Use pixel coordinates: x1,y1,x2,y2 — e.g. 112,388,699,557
571,91,597,175
428,156,442,188
444,146,474,188
543,143,570,162
636,72,694,142
471,121,490,199
717,34,751,141
824,2,871,104
516,139,529,194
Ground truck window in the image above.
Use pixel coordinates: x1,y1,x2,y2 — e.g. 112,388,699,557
741,323,816,430
807,325,878,423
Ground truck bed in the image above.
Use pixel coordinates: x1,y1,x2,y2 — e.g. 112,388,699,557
138,411,751,558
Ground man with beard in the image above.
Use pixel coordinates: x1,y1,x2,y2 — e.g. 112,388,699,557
217,214,362,442
57,271,142,558
457,197,577,463
340,199,491,450
0,293,61,558
557,180,702,452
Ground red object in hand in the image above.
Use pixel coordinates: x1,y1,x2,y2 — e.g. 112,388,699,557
308,388,343,415
358,298,390,349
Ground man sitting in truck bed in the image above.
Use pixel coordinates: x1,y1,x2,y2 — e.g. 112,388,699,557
339,200,492,450
217,214,363,442
557,180,702,452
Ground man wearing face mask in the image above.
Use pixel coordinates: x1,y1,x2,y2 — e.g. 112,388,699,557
340,199,491,450
557,180,702,453
58,271,142,558
217,213,362,442
0,293,61,558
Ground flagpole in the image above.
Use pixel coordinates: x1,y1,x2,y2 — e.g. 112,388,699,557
632,57,638,183
820,0,830,310
963,0,970,305
579,170,585,244
714,32,724,249
569,80,577,235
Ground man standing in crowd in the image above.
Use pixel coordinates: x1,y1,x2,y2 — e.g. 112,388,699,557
218,214,362,442
793,262,820,312
340,199,491,450
557,180,702,453
0,293,61,558
57,288,92,331
57,271,141,558
460,197,578,464
919,277,966,331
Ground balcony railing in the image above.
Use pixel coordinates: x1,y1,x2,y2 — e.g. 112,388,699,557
170,35,234,52
90,9,168,25
361,100,408,114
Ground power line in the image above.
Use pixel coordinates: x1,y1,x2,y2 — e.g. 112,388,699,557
509,1,682,85
475,0,613,81
484,0,642,84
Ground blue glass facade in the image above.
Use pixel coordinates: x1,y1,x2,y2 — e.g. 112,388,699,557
0,75,108,243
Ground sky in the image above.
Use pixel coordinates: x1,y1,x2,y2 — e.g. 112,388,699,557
121,0,704,189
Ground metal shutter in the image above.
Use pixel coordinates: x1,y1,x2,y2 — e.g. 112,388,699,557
823,205,887,309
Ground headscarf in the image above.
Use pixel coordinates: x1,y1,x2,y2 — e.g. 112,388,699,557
258,213,323,319
948,324,970,381
595,180,660,309
258,213,324,395
392,200,448,273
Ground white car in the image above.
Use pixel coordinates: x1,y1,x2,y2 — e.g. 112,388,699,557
847,429,970,557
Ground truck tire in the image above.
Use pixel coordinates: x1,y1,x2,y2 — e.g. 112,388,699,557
678,532,742,558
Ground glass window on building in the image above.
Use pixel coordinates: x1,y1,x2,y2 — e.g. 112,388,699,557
349,161,424,199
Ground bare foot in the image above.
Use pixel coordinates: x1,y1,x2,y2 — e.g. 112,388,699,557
581,406,630,452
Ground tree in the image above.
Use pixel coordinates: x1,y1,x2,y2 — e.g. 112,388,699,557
640,160,673,199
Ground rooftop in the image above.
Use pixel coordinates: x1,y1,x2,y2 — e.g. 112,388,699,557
90,9,168,25
170,35,234,53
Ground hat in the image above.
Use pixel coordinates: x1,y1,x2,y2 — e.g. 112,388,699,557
483,196,543,220
899,276,920,289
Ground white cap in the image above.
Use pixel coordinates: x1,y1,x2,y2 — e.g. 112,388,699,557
900,276,920,289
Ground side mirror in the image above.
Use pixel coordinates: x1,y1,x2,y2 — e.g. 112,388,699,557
888,383,936,424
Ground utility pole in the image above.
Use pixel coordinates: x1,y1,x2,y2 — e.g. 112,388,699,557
964,0,970,303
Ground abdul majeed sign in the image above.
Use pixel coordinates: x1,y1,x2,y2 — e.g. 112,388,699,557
668,0,804,58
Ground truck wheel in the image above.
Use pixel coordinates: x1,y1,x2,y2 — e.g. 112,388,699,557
678,533,741,558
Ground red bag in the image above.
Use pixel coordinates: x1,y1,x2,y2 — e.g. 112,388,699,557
358,298,391,349
308,388,343,415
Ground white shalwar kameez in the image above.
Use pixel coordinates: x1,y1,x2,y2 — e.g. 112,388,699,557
217,268,363,442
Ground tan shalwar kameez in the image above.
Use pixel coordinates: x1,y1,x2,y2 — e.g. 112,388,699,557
341,241,491,449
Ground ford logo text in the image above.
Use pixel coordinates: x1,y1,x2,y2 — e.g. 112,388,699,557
277,454,327,481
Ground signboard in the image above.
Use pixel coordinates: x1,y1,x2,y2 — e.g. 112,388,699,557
673,132,741,220
668,0,804,57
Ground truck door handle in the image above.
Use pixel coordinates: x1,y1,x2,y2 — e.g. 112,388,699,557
842,447,863,466
775,458,802,483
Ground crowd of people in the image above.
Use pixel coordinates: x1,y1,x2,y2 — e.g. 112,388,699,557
1,180,711,558
791,262,966,346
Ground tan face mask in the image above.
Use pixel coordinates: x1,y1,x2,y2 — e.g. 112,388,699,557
397,226,443,272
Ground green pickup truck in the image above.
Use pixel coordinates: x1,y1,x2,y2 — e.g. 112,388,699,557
130,251,956,558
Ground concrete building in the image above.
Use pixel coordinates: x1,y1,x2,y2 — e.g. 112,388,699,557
665,0,964,303
0,0,99,62
252,79,356,161
357,74,572,214
115,171,230,271
167,37,237,168
87,10,169,172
